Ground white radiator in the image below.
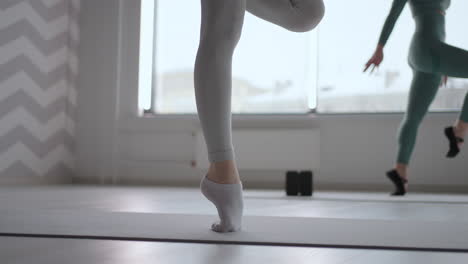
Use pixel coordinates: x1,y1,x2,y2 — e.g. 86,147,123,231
195,129,320,170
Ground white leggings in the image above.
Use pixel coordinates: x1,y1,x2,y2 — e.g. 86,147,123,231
195,0,325,162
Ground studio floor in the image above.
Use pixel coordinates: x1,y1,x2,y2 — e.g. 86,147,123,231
1,186,468,263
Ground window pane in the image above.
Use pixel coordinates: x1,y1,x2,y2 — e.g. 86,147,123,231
317,0,468,113
154,2,317,114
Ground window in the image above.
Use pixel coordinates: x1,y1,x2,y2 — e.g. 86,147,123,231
139,0,468,115
139,0,317,114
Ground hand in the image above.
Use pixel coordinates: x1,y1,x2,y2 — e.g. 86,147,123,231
440,75,448,87
364,45,384,73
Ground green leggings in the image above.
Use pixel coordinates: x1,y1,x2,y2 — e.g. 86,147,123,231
397,13,468,164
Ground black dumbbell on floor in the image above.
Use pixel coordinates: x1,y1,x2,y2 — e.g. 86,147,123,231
285,170,313,196
286,171,300,196
299,170,313,196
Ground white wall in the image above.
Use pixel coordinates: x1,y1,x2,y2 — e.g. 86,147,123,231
76,0,468,192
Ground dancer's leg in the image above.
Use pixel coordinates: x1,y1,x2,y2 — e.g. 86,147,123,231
411,13,468,137
246,0,324,32
195,0,245,233
455,91,468,139
450,87,468,151
459,93,468,123
433,43,468,78
396,70,441,179
426,42,468,130
412,41,468,153
435,43,468,137
195,0,245,165
453,116,468,149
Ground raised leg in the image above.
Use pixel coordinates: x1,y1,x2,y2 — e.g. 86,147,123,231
246,0,324,32
460,94,468,123
428,42,468,151
434,42,468,78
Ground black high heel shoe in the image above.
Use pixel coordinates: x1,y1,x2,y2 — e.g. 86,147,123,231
444,126,464,158
386,170,407,196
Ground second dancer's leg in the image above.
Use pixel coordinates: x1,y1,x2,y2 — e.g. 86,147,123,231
393,70,441,192
195,0,245,233
432,43,468,150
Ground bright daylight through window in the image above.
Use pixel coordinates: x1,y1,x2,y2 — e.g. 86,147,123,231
139,0,468,114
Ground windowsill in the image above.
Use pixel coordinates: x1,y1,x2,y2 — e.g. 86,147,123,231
119,110,460,133
141,112,317,119
119,112,320,132
139,109,459,118
316,110,460,116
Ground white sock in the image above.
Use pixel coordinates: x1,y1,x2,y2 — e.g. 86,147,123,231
200,176,243,233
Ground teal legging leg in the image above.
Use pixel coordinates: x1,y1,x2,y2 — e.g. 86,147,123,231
397,71,441,164
397,39,468,164
435,43,468,122
461,93,468,122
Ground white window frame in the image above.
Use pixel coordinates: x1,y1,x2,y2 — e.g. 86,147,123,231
116,0,317,133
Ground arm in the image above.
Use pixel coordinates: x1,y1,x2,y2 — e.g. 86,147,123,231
364,0,408,72
377,0,407,47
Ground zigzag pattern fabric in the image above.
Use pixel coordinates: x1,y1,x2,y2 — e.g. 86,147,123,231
0,0,80,181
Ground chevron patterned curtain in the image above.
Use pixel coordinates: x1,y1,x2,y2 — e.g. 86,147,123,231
0,0,80,182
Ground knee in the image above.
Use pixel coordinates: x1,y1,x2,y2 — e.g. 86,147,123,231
201,13,244,49
288,0,325,33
